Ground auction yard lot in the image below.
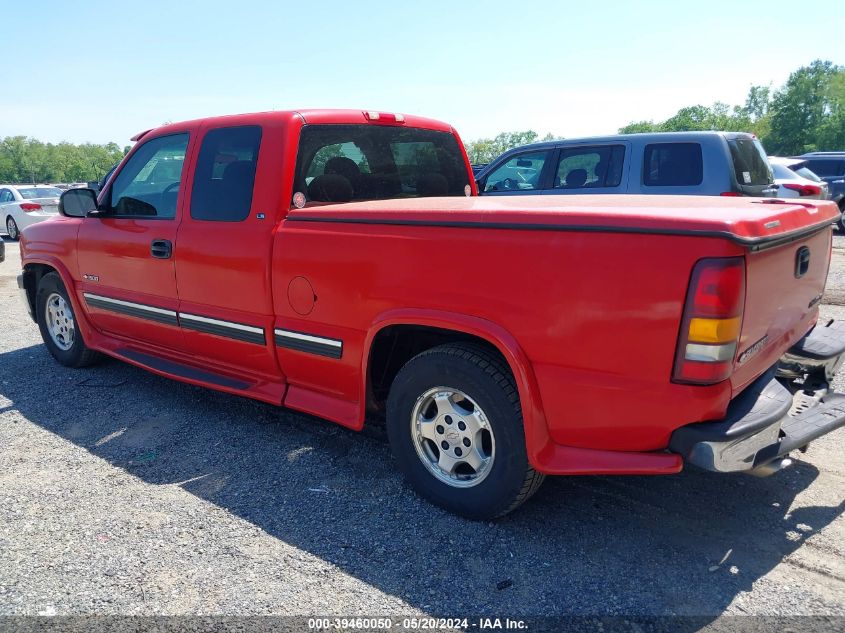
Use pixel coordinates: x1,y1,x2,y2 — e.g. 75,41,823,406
0,236,843,618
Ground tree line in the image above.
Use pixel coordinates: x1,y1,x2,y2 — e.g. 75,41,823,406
2,60,841,182
463,59,844,164
0,137,127,185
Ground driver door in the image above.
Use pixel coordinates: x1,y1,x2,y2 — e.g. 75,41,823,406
77,130,195,351
477,149,555,196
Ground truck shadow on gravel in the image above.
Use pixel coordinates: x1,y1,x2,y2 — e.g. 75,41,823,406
2,343,843,621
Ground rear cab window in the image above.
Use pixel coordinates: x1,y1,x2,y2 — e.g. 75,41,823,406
294,125,469,205
643,143,703,187
727,137,772,189
18,187,63,199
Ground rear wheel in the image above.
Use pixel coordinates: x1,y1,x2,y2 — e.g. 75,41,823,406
36,272,101,368
386,343,544,519
6,216,19,241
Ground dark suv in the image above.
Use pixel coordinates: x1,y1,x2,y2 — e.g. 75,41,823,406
475,131,777,199
798,152,845,226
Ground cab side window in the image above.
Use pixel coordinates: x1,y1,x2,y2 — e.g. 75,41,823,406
0,189,13,203
642,143,703,187
483,151,550,192
191,126,262,222
554,145,625,189
108,134,189,218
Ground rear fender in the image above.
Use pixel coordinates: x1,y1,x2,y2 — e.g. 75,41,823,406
362,308,552,469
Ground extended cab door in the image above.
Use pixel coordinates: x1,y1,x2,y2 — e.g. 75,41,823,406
543,143,629,194
173,122,286,387
77,131,194,351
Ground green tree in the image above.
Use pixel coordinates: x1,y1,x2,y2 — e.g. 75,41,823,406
617,61,844,154
464,131,551,164
619,120,660,134
0,137,124,183
766,60,845,154
744,85,771,120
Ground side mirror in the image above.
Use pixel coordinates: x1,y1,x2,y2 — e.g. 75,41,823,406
59,188,98,218
475,179,485,194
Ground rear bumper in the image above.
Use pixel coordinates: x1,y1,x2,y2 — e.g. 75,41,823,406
670,319,845,473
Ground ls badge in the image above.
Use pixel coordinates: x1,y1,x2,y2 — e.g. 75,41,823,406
738,335,769,365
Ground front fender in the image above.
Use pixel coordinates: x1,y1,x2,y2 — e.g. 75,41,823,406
21,255,97,347
361,308,552,470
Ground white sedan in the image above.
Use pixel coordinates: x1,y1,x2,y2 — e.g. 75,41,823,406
0,185,63,240
768,156,829,200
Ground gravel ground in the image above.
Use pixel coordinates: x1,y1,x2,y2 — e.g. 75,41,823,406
0,234,843,620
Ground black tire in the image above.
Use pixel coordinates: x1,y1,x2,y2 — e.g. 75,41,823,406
386,343,544,519
36,272,101,368
6,216,19,241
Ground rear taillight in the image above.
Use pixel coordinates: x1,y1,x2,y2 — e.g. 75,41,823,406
782,183,821,197
719,191,743,197
673,257,746,385
20,203,41,212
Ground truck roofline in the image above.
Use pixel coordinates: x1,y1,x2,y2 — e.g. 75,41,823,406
131,108,455,141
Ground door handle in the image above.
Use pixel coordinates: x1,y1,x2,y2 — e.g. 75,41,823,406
150,239,172,259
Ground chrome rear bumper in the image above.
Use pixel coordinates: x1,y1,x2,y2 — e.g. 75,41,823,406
670,320,845,474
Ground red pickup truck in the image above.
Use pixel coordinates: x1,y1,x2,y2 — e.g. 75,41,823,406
17,109,845,519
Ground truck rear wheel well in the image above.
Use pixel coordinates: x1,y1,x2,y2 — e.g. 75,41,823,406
21,264,56,321
367,325,511,415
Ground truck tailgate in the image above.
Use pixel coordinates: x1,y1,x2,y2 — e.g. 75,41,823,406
732,226,832,395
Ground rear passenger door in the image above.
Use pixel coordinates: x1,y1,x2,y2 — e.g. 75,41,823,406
545,144,628,194
174,123,284,382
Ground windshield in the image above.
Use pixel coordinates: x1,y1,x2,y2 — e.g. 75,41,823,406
293,124,469,205
18,187,62,199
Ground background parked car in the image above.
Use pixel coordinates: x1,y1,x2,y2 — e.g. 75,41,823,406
475,131,777,199
798,152,845,214
768,156,828,200
0,184,63,240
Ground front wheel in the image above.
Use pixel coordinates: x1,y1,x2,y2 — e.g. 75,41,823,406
386,343,544,519
36,272,101,368
6,216,19,241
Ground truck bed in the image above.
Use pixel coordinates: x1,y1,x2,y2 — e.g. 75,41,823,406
290,194,839,245
282,194,840,453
